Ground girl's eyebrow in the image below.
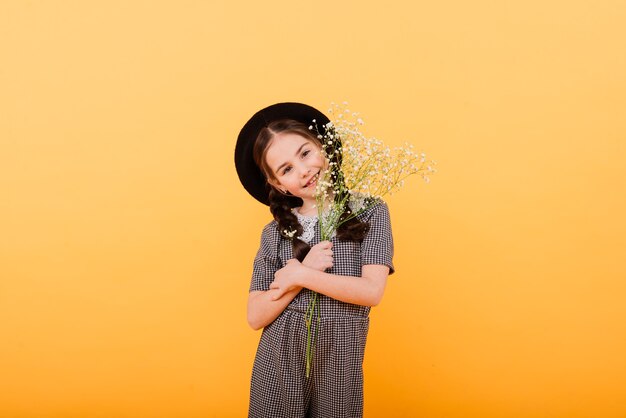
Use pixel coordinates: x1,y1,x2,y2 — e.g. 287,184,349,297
275,143,308,173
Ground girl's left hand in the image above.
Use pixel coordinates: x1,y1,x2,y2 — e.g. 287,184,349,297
270,259,306,300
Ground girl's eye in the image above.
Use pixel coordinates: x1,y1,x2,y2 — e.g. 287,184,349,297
302,149,310,157
282,166,292,175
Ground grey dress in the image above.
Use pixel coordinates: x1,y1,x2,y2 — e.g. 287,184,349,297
248,201,394,418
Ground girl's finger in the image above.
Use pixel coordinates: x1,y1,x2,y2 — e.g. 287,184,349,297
318,241,332,250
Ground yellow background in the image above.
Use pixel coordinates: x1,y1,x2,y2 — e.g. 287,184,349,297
1,1,625,417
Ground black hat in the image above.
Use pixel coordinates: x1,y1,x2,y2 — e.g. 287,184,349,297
234,102,331,205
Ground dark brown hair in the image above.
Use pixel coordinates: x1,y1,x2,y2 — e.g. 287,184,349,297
253,119,369,262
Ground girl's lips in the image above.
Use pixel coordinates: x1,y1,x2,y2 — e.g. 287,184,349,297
304,172,319,188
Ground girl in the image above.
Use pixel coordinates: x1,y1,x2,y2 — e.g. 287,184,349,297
235,102,394,418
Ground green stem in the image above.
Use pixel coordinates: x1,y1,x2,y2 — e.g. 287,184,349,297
305,291,319,378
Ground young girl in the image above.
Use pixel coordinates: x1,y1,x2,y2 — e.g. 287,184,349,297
235,102,394,418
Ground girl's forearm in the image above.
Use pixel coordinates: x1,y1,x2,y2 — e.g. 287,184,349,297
298,265,388,307
247,287,301,330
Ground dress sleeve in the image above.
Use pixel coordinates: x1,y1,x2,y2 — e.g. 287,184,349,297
361,201,395,275
249,222,281,292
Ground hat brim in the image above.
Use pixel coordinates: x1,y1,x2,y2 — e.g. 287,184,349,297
234,102,330,205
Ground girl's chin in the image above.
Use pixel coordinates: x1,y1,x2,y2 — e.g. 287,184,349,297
299,189,317,199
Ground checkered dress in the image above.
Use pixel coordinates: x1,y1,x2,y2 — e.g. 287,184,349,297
248,201,394,418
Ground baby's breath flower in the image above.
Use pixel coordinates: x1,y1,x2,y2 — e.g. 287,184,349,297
302,101,436,379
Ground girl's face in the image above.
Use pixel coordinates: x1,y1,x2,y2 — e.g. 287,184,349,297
264,132,326,202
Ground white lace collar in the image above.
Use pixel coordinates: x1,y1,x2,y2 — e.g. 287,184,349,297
291,196,369,243
292,208,318,244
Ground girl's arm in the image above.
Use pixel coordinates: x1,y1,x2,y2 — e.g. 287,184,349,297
247,241,334,330
268,202,393,307
247,287,302,330
270,260,389,307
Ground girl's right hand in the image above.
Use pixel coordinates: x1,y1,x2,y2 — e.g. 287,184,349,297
302,241,333,271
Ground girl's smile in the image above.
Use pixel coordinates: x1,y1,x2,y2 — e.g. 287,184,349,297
303,171,319,188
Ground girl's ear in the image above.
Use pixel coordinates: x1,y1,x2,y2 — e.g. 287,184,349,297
268,179,289,195
267,178,281,190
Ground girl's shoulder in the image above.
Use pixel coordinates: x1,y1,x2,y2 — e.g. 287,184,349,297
256,219,283,254
260,219,280,239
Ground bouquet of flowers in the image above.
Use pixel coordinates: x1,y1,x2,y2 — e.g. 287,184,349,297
303,102,437,377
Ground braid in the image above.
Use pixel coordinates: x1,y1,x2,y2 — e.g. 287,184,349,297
268,187,311,262
336,196,370,242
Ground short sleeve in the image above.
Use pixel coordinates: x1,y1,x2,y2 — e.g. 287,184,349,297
249,222,281,292
360,201,395,275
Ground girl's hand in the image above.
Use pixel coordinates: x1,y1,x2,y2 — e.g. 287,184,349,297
270,259,306,300
302,241,333,272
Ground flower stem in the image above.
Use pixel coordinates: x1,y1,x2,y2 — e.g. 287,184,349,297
305,291,319,378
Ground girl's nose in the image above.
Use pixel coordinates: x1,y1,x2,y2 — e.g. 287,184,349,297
299,165,311,177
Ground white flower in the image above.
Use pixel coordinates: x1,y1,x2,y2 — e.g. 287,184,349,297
303,100,436,378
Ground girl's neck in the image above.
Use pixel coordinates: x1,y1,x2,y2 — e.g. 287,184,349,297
297,204,318,217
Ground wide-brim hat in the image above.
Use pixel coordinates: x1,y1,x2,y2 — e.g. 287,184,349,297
235,102,331,205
